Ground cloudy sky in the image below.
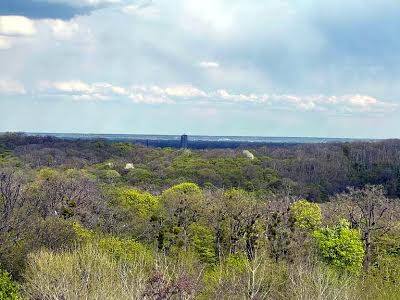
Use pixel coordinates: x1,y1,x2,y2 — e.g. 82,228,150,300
0,0,399,138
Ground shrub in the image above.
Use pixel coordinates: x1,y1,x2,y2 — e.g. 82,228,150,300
72,222,94,242
23,244,148,300
34,217,78,251
98,236,154,264
159,183,206,251
99,169,121,183
201,252,286,300
0,268,20,300
286,263,355,300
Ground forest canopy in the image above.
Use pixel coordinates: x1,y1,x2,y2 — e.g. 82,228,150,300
1,133,400,299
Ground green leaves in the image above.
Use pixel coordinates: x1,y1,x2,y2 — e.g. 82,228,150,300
166,154,279,191
117,188,160,219
162,182,202,197
189,223,217,266
290,200,322,231
0,268,20,300
98,236,153,264
313,220,365,275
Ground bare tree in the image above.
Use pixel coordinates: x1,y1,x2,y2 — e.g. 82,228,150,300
265,191,299,263
34,169,99,223
0,168,28,241
335,185,395,270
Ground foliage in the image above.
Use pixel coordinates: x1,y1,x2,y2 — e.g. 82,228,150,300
162,182,203,198
290,199,322,230
159,183,206,251
2,134,400,298
98,169,121,183
33,217,78,251
98,236,153,264
188,223,217,266
224,253,248,273
286,263,355,300
72,222,95,241
116,188,160,219
313,220,365,274
334,185,394,269
0,269,20,300
126,168,157,186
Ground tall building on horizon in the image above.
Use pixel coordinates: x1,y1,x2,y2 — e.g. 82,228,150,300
181,134,188,149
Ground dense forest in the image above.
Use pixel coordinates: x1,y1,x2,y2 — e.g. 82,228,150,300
1,133,400,299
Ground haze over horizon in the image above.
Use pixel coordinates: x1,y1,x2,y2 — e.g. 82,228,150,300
6,131,382,141
1,1,399,138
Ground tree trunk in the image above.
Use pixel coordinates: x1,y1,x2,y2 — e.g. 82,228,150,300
363,231,371,271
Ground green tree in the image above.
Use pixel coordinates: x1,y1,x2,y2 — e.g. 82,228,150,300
126,168,156,186
290,199,322,231
313,220,365,274
211,189,267,260
188,223,217,266
117,188,159,219
159,183,206,251
105,187,160,240
335,185,394,270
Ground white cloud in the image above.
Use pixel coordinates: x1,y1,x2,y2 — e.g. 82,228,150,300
80,0,121,5
41,81,208,103
44,80,128,101
212,91,396,113
199,61,220,69
72,93,109,101
36,80,397,113
0,16,36,36
128,84,207,102
42,19,80,40
216,89,260,103
0,36,12,49
53,80,94,93
0,17,81,50
122,3,160,19
347,94,378,107
0,79,26,94
268,94,394,112
164,85,207,98
110,86,128,95
129,93,174,104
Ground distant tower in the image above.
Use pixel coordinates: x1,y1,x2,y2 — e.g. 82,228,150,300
181,134,188,149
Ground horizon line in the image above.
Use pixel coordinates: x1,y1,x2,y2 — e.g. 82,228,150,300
0,131,386,141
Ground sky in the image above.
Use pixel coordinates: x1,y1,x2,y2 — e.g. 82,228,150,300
0,0,399,138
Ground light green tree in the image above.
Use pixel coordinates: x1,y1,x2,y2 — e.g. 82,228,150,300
313,220,365,275
290,199,322,231
188,223,217,266
117,188,159,219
